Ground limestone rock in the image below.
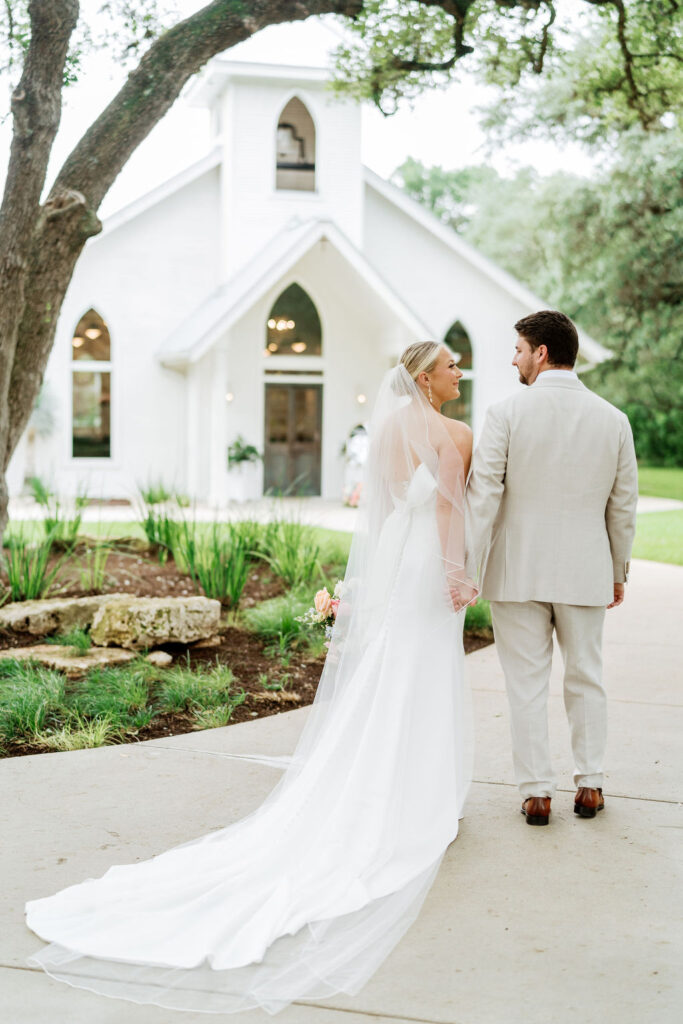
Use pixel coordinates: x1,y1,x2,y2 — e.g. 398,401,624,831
0,594,130,636
0,644,136,680
145,651,173,668
90,596,221,650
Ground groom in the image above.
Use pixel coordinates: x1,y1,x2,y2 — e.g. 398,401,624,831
466,311,638,826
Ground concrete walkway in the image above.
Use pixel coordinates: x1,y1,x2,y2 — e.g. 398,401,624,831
8,493,682,534
2,559,682,1024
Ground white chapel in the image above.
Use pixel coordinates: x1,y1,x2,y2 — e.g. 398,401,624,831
8,19,609,504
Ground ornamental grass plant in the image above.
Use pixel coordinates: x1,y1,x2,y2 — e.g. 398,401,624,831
0,660,66,747
45,627,92,653
257,518,321,589
173,523,251,607
1,527,66,601
0,657,248,755
156,658,243,714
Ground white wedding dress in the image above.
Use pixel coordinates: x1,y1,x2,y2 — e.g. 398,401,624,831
26,366,477,1015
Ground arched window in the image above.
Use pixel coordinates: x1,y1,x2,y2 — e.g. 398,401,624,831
71,309,111,458
442,320,474,426
265,284,322,357
276,97,316,192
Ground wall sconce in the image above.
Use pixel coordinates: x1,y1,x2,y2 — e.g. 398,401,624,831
225,391,234,403
356,393,367,405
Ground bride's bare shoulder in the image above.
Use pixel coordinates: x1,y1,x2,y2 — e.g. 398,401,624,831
442,416,473,444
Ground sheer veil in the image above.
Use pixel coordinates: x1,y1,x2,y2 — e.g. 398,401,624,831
25,363,477,1015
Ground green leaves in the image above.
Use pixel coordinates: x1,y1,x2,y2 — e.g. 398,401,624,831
332,1,681,140
397,124,683,463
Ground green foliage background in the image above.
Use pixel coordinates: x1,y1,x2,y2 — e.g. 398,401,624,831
393,128,682,465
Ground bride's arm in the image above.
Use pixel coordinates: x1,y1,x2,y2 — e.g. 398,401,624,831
435,429,475,610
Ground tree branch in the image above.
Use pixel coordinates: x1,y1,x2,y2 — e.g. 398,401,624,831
581,0,656,128
49,0,364,214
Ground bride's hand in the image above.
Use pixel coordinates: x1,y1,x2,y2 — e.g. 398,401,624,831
449,585,467,612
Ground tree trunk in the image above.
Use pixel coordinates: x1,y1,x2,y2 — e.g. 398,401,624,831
0,0,80,533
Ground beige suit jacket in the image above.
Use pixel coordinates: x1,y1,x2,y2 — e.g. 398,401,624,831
466,374,638,606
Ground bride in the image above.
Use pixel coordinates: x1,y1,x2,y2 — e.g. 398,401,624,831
25,341,478,1015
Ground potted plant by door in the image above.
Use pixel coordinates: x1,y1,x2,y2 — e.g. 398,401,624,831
227,436,263,502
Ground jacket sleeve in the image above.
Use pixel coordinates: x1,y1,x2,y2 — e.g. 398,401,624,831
605,415,638,583
465,403,509,583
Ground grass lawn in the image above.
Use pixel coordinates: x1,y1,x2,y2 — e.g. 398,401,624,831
638,466,683,501
3,520,353,554
633,511,683,566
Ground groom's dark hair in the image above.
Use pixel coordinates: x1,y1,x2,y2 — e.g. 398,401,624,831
514,310,579,367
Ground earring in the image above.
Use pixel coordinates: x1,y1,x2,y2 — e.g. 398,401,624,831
427,380,433,406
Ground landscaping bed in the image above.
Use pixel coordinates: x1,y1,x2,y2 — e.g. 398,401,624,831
1,509,493,758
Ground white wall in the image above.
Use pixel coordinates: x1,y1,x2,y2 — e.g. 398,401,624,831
363,182,527,439
218,77,363,276
16,168,221,499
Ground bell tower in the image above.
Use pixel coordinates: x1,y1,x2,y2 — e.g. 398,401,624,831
190,24,364,277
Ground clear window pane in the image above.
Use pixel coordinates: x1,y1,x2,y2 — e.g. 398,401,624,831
72,309,111,361
72,371,111,458
266,284,322,356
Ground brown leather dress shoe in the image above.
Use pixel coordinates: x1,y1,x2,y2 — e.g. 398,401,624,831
574,787,605,819
521,797,551,826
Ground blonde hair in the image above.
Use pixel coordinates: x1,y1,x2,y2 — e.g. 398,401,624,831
400,341,443,381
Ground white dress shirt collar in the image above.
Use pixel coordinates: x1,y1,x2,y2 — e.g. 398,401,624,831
535,369,579,382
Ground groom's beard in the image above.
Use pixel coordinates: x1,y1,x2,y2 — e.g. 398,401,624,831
517,372,530,386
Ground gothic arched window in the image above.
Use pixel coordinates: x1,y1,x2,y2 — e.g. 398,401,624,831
265,284,322,357
276,97,316,192
442,320,474,426
71,309,111,458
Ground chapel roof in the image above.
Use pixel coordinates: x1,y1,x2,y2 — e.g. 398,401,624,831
156,218,433,369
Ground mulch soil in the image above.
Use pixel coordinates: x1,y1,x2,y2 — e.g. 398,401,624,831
0,542,493,758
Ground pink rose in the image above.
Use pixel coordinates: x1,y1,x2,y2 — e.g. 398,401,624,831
314,589,332,617
330,599,340,618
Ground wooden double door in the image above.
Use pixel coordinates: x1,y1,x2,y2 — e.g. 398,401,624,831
263,384,322,496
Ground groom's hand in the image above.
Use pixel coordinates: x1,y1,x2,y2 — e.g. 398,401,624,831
607,583,625,609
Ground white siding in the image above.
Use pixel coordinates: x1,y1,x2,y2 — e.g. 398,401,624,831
363,182,527,438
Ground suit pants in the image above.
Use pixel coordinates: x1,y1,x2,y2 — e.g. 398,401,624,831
490,601,607,800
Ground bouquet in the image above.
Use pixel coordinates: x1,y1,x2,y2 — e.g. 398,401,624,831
298,580,344,648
